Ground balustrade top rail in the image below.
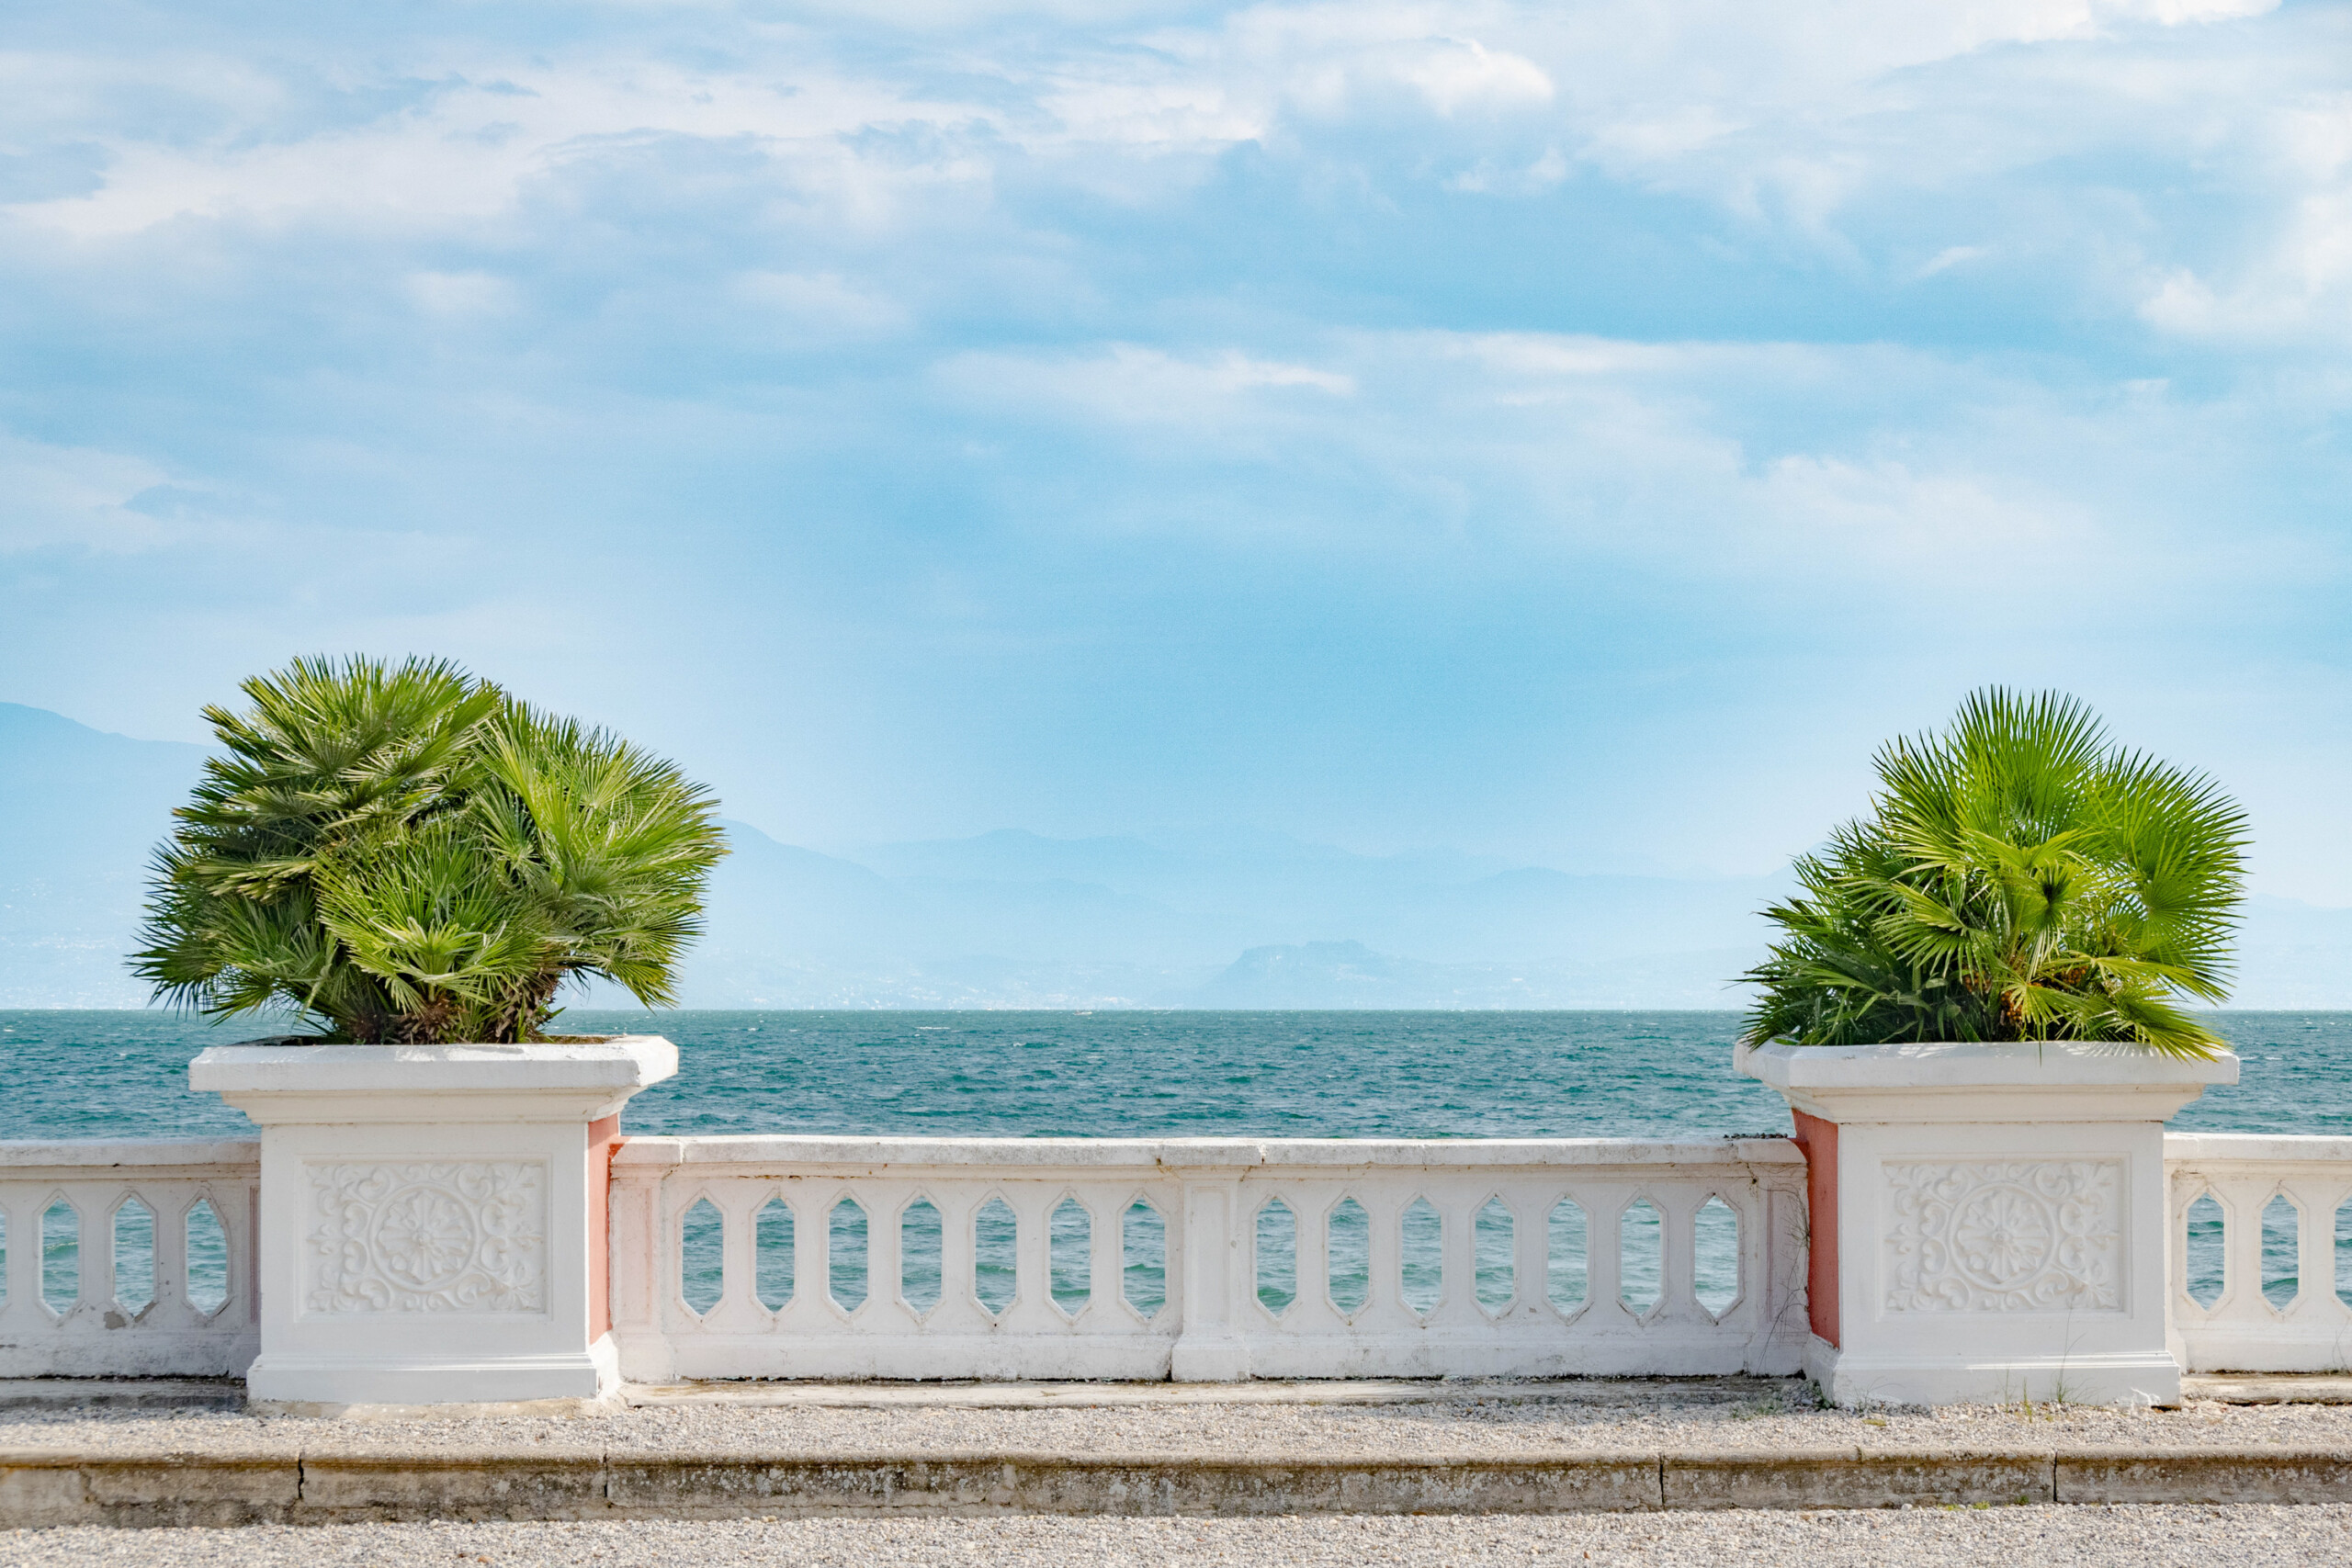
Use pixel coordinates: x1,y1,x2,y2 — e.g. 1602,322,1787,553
0,1139,260,1169
2165,1134,2352,1163
611,1134,1805,1171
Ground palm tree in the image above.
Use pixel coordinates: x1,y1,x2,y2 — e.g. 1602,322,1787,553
1741,689,2247,1059
133,655,728,1043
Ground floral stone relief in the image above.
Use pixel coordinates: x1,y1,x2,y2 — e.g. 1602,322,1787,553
1882,1159,2123,1314
306,1161,548,1314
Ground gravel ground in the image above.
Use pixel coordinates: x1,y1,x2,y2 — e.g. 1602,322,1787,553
3,1506,2349,1567
2,1381,2348,1457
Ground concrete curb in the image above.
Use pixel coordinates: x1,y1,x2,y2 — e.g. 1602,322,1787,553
7,1446,2352,1526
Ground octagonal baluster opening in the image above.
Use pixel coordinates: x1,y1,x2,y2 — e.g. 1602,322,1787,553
1474,1198,1514,1313
1122,1199,1166,1318
898,1198,941,1314
1619,1200,1662,1315
756,1198,796,1311
40,1200,78,1315
2184,1192,2225,1308
829,1198,870,1313
2338,1196,2352,1311
1327,1197,1371,1315
974,1196,1017,1314
1548,1198,1588,1312
1255,1199,1296,1316
680,1197,724,1315
185,1199,227,1316
2262,1194,2300,1308
112,1197,155,1317
1400,1197,1442,1315
1693,1197,1739,1317
1050,1198,1091,1314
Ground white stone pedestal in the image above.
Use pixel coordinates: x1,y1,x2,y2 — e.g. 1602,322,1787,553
190,1037,675,1410
1738,1040,2235,1408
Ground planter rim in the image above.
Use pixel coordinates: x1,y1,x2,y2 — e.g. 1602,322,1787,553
1738,1036,2237,1091
189,1033,677,1098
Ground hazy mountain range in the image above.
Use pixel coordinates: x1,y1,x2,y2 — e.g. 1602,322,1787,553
7,700,2352,1010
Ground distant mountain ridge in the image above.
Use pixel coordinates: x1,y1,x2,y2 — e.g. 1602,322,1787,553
6,700,2352,1009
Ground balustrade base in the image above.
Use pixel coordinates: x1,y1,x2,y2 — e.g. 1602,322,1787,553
2177,1329,2352,1375
244,1335,621,1409
1808,1337,2184,1409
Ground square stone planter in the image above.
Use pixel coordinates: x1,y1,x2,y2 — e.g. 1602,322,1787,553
1738,1039,2236,1408
189,1036,675,1410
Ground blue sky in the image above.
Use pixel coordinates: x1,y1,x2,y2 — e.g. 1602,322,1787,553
4,0,2349,895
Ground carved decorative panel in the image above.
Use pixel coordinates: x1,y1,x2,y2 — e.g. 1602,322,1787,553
1883,1159,2122,1313
306,1161,548,1314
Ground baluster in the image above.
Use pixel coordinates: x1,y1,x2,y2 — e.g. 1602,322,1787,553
1509,1183,1548,1322
2223,1178,2267,1319
1011,1187,1054,1327
1086,1189,1121,1325
155,1188,190,1325
868,1185,907,1326
2294,1178,2333,1320
764,1185,810,1328
933,1191,982,1328
1435,1186,1478,1329
1361,1191,1407,1328
1659,1190,1699,1323
1587,1187,1628,1323
717,1184,761,1325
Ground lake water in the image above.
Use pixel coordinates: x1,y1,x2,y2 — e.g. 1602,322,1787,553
4,1009,2346,1316
6,1008,2349,1140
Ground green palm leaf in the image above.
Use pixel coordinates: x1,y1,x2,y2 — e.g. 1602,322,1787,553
1741,687,2246,1058
132,654,728,1043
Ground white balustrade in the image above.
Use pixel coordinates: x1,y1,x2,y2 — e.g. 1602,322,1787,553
18,1125,2347,1392
2166,1134,2352,1373
0,1141,260,1378
609,1136,1810,1383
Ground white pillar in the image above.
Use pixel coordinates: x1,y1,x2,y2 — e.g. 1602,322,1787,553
1739,1040,2233,1407
190,1037,675,1410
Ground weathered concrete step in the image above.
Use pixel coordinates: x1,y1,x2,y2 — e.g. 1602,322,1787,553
6,1447,2352,1527
2184,1374,2352,1404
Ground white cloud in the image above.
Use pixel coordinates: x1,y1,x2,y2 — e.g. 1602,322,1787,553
1916,244,1989,278
937,344,1355,426
2138,96,2352,344
0,0,2323,354
936,326,2269,610
407,270,517,315
730,270,912,337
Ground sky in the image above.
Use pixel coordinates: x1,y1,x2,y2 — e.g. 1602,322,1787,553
3,0,2349,895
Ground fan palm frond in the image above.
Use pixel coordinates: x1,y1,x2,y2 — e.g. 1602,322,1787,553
131,655,728,1043
1741,688,2246,1058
